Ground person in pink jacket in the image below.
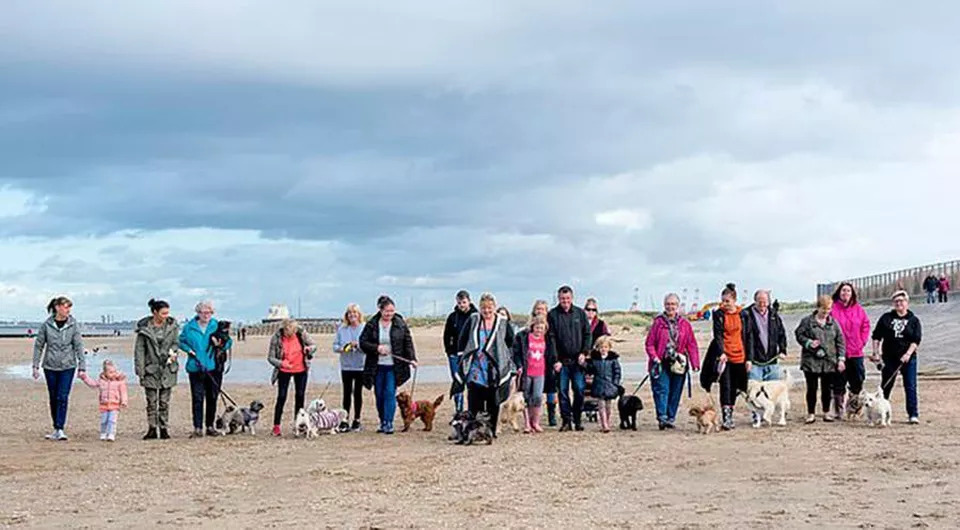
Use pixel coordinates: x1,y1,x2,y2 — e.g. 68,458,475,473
79,359,129,441
645,293,701,430
938,275,951,303
829,282,870,414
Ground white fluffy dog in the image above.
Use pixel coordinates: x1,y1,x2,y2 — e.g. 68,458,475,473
741,371,792,428
863,387,892,427
499,392,526,433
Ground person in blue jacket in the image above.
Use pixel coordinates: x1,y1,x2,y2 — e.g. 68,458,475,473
179,300,232,438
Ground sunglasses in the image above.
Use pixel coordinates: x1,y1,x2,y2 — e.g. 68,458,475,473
585,307,597,312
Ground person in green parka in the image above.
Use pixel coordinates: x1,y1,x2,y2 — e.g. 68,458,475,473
795,295,846,424
134,299,181,440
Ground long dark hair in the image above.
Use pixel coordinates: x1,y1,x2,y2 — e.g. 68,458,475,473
46,296,72,316
831,282,858,306
148,298,170,314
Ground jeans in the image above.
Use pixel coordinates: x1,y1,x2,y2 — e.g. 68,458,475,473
341,371,364,420
467,382,500,434
882,355,918,418
188,370,223,430
447,355,464,412
44,368,75,430
651,365,686,424
522,375,545,407
274,371,308,426
803,372,834,414
374,365,397,428
748,363,781,382
145,387,172,429
926,291,937,304
837,357,866,395
558,363,586,423
100,410,119,438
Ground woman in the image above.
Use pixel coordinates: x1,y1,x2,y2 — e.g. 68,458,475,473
453,293,516,436
134,299,181,440
646,293,701,430
333,304,365,431
584,297,611,344
870,290,922,423
360,296,417,435
713,283,748,430
795,295,846,424
512,314,557,433
830,282,870,417
267,319,316,436
531,299,560,427
32,296,86,441
179,300,232,438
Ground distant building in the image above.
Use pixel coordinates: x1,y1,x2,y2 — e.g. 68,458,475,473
263,304,291,323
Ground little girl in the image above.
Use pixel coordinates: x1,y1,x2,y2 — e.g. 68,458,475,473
79,360,129,441
588,336,622,433
512,314,555,434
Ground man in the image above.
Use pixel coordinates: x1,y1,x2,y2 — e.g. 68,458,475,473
870,290,922,424
923,274,939,304
741,290,789,423
548,285,592,432
443,290,477,412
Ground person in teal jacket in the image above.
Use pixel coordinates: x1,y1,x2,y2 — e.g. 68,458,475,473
179,300,233,438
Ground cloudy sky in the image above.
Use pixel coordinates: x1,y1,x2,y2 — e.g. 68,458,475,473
2,1,959,322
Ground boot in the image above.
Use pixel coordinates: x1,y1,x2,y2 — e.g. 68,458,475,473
531,406,544,433
721,406,735,431
547,403,558,427
159,428,170,440
523,407,533,434
143,427,158,440
559,418,572,432
831,393,845,421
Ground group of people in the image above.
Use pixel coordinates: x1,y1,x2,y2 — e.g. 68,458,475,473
30,280,924,442
923,273,951,304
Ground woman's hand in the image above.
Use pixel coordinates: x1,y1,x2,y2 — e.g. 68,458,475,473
745,361,752,373
838,360,846,372
377,345,390,356
32,367,40,380
719,354,728,364
809,339,821,349
900,352,912,364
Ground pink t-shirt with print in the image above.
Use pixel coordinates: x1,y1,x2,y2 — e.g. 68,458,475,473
526,334,546,377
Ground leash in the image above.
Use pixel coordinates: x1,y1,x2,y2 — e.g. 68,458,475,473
878,359,904,394
186,351,238,408
410,365,419,401
630,374,651,396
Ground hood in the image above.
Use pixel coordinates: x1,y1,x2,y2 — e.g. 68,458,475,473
101,371,127,382
45,315,77,328
453,303,478,315
590,350,620,361
137,316,178,331
369,313,406,327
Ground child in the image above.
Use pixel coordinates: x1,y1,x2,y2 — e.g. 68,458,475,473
588,336,622,433
79,360,129,441
511,314,556,434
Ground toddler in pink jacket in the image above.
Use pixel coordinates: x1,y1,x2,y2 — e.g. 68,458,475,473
79,360,129,441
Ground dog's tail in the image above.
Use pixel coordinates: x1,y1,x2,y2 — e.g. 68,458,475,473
433,394,445,408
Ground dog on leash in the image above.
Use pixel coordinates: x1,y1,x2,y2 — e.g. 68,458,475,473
499,393,526,433
396,392,444,432
617,386,643,431
449,411,494,445
741,371,792,428
845,392,865,421
295,407,348,438
863,387,892,427
216,400,265,435
689,402,720,434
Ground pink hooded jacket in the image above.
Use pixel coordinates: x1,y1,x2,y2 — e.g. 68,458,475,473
829,301,870,358
80,371,129,412
645,315,701,371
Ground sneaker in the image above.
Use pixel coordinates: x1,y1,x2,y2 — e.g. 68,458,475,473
205,427,222,437
143,428,158,440
351,420,362,432
664,422,676,430
805,414,816,424
99,433,108,441
55,430,68,441
658,422,666,431
107,434,116,442
159,428,170,440
383,423,394,435
909,417,920,424
823,413,835,423
272,425,282,437
189,428,204,439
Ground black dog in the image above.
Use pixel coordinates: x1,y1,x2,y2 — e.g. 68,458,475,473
449,411,494,445
210,320,232,371
618,386,643,431
582,399,600,423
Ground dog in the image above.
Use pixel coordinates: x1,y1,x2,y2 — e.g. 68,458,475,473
582,399,600,423
307,398,327,414
449,411,494,445
617,387,643,431
845,392,865,421
499,392,526,433
210,320,232,371
297,407,348,438
216,400,264,435
689,402,720,434
863,387,892,427
396,392,444,432
741,371,792,428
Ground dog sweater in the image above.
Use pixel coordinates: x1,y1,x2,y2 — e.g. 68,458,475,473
311,410,342,431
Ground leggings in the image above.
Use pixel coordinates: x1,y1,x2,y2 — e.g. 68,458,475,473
803,372,833,414
467,383,500,435
836,357,865,395
719,362,748,407
341,371,363,420
274,371,308,425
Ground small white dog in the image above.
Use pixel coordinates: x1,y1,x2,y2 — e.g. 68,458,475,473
863,387,892,427
741,371,792,428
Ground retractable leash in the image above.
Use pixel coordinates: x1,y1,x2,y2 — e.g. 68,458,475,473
630,374,651,397
878,360,904,395
186,351,238,408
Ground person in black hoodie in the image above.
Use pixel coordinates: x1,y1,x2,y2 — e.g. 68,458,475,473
360,296,418,435
870,290,922,424
443,290,476,413
923,274,939,304
548,285,593,432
